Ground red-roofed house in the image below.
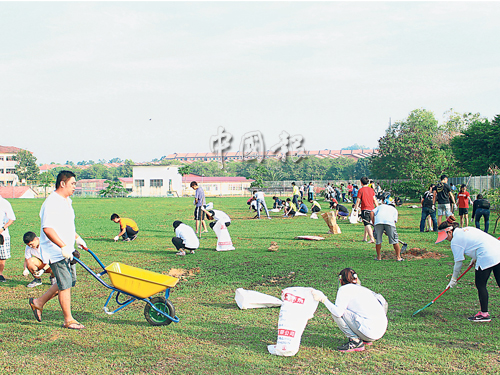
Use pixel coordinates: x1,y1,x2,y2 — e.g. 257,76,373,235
182,174,254,197
0,186,38,199
0,145,22,186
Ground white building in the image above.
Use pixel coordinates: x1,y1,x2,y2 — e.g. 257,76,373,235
132,165,183,197
0,146,21,186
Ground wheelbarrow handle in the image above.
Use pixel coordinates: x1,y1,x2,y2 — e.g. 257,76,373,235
79,246,107,270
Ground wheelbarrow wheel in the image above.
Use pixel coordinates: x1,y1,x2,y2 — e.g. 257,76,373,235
144,297,175,326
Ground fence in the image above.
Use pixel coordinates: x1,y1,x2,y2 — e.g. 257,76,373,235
449,175,500,193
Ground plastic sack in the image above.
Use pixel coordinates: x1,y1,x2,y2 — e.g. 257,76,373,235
213,220,235,251
349,209,359,224
205,202,214,210
268,287,319,356
294,212,307,216
234,288,283,309
310,213,318,219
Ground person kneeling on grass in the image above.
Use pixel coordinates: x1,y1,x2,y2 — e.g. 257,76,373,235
202,207,231,230
172,221,199,256
23,231,56,288
283,198,296,217
331,201,349,220
436,220,500,322
298,200,308,214
111,213,139,242
311,268,388,352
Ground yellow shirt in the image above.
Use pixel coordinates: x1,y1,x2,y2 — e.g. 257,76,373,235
120,218,139,231
293,186,299,195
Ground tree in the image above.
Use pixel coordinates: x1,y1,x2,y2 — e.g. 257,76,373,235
324,157,356,180
117,159,134,177
451,115,500,175
14,149,40,184
370,109,448,183
178,165,192,176
341,144,369,150
248,164,267,188
99,180,128,197
109,157,123,163
353,158,371,179
38,172,55,197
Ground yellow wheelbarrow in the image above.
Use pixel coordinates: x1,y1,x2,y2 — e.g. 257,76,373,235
75,248,179,326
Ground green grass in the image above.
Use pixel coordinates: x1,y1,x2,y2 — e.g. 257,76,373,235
1,197,500,374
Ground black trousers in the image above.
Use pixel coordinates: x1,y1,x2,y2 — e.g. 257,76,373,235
475,262,500,312
171,237,196,251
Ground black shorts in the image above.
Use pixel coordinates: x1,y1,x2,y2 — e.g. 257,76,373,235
361,210,372,226
194,206,205,220
459,208,468,216
312,206,321,213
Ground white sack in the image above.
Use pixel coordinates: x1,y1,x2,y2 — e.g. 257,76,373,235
213,220,235,251
349,209,359,224
268,287,319,357
234,288,283,310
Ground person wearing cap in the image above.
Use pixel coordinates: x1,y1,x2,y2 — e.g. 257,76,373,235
370,202,403,261
171,221,199,256
436,220,500,322
311,268,388,352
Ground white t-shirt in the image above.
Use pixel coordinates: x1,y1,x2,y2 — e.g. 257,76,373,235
451,227,500,270
254,192,265,201
39,191,76,264
213,210,231,223
25,245,42,260
372,204,398,227
324,283,387,340
175,223,200,249
0,196,16,237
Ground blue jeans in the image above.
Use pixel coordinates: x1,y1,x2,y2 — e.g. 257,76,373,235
475,208,490,233
420,207,438,232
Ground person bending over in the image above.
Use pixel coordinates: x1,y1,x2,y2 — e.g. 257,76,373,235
311,268,388,352
111,213,139,242
202,208,231,230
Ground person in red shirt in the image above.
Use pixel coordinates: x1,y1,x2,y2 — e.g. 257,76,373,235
354,177,378,243
457,184,473,228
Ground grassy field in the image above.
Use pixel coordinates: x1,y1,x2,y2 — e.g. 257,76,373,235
1,196,500,374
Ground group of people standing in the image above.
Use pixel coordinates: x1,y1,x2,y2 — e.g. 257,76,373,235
420,175,492,233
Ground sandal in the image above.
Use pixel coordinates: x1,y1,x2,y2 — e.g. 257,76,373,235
62,320,85,330
29,297,42,322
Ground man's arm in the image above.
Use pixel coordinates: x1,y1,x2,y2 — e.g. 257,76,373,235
373,195,379,208
370,210,375,225
0,219,14,234
43,227,66,248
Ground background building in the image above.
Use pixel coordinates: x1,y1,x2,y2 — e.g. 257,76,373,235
0,146,21,186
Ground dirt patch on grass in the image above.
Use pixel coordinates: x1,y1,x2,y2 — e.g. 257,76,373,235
381,248,448,260
166,267,201,280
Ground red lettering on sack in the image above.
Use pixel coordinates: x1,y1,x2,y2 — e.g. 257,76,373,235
283,293,305,304
278,329,296,338
218,241,232,246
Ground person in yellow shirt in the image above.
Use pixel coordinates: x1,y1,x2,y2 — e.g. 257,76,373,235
291,182,300,209
110,213,139,242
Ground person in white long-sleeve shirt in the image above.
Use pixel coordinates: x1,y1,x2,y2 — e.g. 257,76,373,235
172,220,200,256
312,268,388,352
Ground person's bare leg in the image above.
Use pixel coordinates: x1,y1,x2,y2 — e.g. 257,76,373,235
33,283,59,311
394,243,402,260
366,226,375,243
437,215,443,227
375,244,382,260
58,288,78,325
0,259,6,277
201,220,207,232
195,220,200,235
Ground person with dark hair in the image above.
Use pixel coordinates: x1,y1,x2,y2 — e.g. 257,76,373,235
310,199,321,213
297,200,308,214
272,196,283,210
341,183,347,202
252,190,271,219
291,182,299,209
433,175,456,226
110,213,139,241
190,181,208,234
331,201,349,219
0,192,16,282
172,220,199,256
354,177,378,243
351,184,358,205
201,207,231,229
307,182,314,201
311,268,388,352
420,184,438,232
299,184,305,200
458,184,473,228
436,220,500,322
283,198,296,217
472,194,491,233
28,170,87,330
23,231,55,288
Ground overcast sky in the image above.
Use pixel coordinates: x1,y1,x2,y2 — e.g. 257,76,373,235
1,1,499,165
